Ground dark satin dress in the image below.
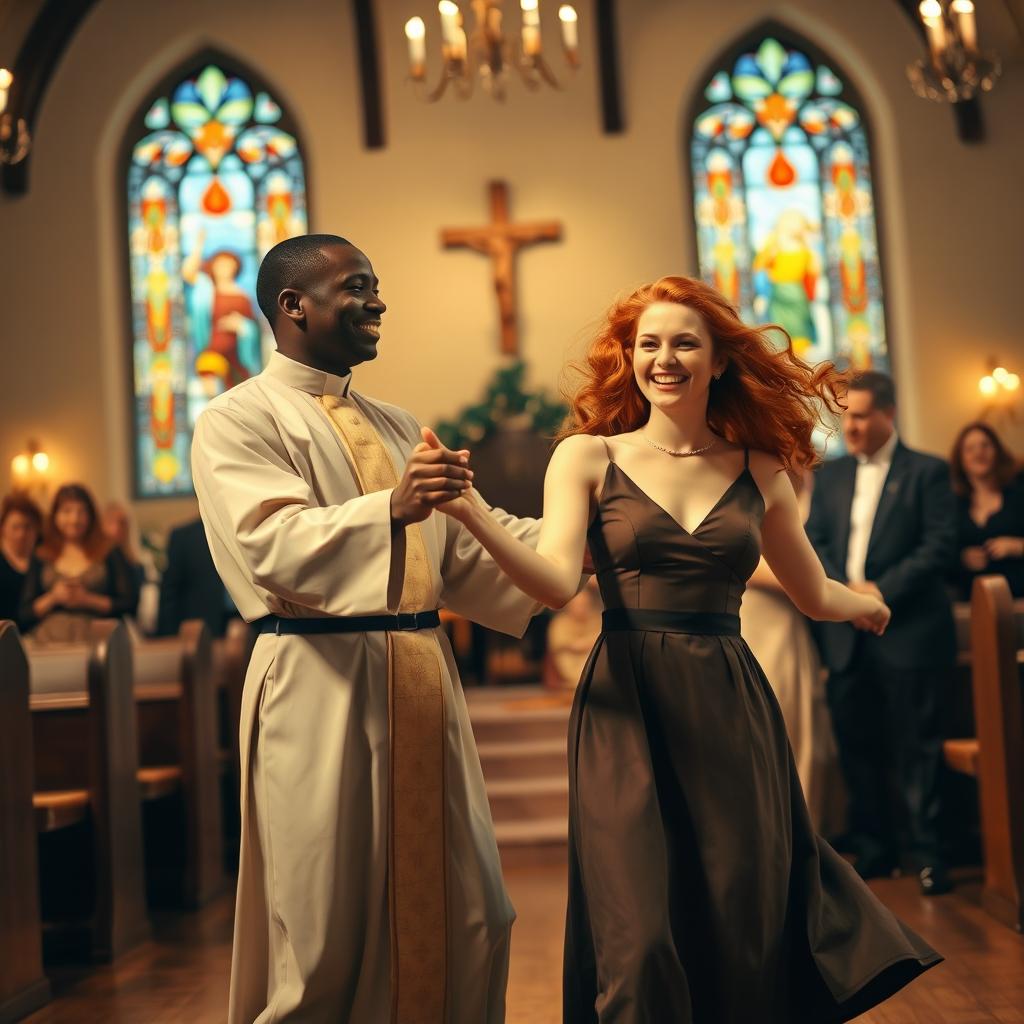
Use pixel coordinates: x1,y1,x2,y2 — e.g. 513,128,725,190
564,450,941,1024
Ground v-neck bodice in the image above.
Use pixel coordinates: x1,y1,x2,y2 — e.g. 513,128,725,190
588,458,765,616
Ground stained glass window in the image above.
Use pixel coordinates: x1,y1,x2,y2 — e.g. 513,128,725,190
691,36,887,377
127,61,308,497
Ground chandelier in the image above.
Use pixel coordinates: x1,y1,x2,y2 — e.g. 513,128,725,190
906,0,1001,103
404,0,579,101
0,68,30,166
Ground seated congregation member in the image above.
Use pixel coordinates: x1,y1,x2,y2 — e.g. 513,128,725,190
805,371,957,894
156,516,236,638
0,492,43,625
102,500,146,602
20,483,138,643
949,421,1024,598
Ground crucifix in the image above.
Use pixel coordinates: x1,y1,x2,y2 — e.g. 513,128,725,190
442,180,562,356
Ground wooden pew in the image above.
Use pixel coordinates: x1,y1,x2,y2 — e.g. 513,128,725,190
28,620,150,961
132,621,225,907
943,576,1024,930
0,622,50,1022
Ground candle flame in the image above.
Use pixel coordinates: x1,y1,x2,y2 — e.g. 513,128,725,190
979,375,997,396
405,16,426,39
559,5,578,22
951,0,974,13
521,0,539,11
438,1,459,16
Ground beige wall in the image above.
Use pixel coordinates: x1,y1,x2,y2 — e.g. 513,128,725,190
1,0,1022,533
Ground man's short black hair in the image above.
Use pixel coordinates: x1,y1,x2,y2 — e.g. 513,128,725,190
848,369,896,410
255,233,353,324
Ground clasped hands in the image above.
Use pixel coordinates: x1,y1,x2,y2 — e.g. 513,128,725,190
847,580,891,636
49,578,94,610
390,428,480,527
962,536,1024,572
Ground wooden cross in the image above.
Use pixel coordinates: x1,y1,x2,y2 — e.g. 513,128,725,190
442,181,562,357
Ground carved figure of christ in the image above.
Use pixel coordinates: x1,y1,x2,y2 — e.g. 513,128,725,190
442,180,562,356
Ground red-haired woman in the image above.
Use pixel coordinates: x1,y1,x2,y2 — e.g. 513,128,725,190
949,421,1024,598
20,483,138,643
436,277,939,1021
0,492,43,624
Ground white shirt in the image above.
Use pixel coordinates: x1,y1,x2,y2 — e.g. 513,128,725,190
845,430,899,583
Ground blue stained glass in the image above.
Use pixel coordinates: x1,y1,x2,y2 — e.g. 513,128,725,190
126,61,308,497
690,35,888,395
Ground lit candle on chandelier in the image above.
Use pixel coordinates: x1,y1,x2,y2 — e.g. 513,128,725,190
404,18,427,79
0,69,12,117
950,0,978,53
438,1,461,48
521,0,542,57
918,0,948,72
559,5,579,54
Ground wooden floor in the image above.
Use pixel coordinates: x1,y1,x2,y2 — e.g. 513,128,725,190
25,869,1024,1023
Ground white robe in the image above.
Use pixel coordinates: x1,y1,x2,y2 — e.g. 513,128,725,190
191,351,540,1023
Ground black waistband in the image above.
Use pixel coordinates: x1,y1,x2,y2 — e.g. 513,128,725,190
254,611,441,636
602,608,740,636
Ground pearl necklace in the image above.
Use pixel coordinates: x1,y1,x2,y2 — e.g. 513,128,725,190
642,435,716,458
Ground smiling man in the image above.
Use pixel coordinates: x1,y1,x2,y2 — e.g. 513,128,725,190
191,234,541,1023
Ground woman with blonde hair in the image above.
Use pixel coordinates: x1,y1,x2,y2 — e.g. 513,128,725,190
435,276,939,1022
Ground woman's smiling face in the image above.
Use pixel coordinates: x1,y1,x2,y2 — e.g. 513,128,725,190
631,302,724,412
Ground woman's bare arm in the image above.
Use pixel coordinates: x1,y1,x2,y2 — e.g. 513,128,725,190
438,433,605,609
754,454,889,631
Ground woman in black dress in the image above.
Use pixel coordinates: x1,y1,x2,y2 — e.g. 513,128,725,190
0,492,43,625
950,421,1024,598
20,483,138,643
439,277,940,1022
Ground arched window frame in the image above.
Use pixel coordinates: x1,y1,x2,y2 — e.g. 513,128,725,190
121,50,312,499
686,23,892,383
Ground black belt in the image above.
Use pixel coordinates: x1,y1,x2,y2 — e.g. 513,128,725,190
254,611,441,635
602,608,740,636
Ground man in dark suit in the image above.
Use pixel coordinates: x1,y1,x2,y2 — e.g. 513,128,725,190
805,371,956,895
157,517,236,638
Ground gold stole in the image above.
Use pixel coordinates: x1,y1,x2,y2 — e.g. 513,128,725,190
319,395,447,1023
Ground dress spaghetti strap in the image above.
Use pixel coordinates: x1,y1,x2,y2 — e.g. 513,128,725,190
744,447,750,469
600,436,615,464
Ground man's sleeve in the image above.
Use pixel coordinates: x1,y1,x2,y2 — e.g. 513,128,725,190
804,468,846,582
438,509,543,637
873,458,957,607
191,405,404,616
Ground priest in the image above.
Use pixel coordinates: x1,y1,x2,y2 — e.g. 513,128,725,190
192,233,541,1024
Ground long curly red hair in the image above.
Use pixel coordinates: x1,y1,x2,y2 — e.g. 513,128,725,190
561,276,845,470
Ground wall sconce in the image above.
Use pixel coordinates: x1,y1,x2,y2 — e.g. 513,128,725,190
10,439,50,496
978,365,1020,420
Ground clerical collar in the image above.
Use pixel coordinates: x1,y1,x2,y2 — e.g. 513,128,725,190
855,429,898,467
265,350,352,398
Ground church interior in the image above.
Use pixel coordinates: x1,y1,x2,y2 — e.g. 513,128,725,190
1,0,1024,1020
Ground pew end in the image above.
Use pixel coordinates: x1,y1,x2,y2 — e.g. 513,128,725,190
28,619,151,963
0,621,51,1021
968,576,1024,932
